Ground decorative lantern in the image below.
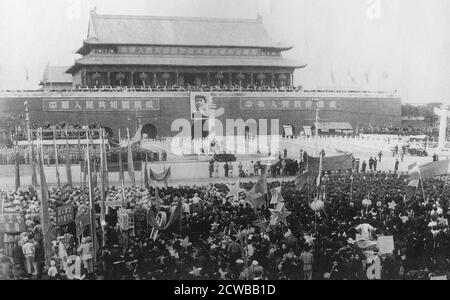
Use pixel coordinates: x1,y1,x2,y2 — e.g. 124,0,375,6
236,73,246,86
362,199,372,208
116,73,125,86
162,73,171,86
139,72,148,87
215,73,224,85
257,73,266,86
92,72,101,87
278,74,287,85
310,200,324,212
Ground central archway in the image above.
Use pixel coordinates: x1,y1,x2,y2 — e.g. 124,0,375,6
142,123,158,139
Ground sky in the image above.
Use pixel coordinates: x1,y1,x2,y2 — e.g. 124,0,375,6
0,0,449,104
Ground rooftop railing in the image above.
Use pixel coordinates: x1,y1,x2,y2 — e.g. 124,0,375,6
0,85,400,98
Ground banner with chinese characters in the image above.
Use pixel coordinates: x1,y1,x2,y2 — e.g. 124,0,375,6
117,46,261,57
55,205,75,226
43,98,160,112
75,209,90,236
240,98,341,110
0,213,26,233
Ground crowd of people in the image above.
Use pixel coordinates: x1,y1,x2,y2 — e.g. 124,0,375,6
68,84,302,94
1,167,449,280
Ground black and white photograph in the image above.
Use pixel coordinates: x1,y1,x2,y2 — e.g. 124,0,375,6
0,0,449,287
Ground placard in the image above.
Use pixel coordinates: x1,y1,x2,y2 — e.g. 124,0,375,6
0,213,26,233
377,236,395,255
430,275,447,280
56,205,75,226
75,210,90,236
117,209,130,230
105,201,123,208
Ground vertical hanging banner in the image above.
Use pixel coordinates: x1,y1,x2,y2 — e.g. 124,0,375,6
65,129,72,186
53,130,61,189
15,137,20,191
37,143,52,266
127,128,136,186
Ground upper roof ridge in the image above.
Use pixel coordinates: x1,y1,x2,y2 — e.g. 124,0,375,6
91,11,262,24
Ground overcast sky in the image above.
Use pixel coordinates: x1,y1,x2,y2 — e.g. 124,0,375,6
0,0,449,104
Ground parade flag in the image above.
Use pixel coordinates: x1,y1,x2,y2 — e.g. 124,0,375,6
30,142,38,187
14,138,20,191
131,125,143,145
154,186,161,210
118,147,124,186
85,141,97,264
65,133,72,187
92,158,98,188
307,154,354,173
254,168,268,195
37,146,52,266
82,157,88,190
144,162,150,190
317,154,323,187
127,128,136,186
405,179,419,201
294,171,310,191
149,167,172,184
99,134,107,233
118,128,124,186
164,198,183,230
270,187,284,205
102,146,109,188
409,160,449,181
53,130,61,189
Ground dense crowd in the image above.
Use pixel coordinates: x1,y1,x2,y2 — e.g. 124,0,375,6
1,169,449,280
69,84,302,94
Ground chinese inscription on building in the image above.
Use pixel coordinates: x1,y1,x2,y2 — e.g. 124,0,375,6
43,98,160,111
240,98,341,110
118,46,262,57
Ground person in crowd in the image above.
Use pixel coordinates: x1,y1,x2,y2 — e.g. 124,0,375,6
22,236,36,277
253,161,259,177
47,260,58,280
229,162,234,178
214,161,220,178
395,159,399,173
369,157,374,171
361,161,367,173
355,159,360,173
78,237,94,275
373,158,378,172
299,246,314,280
378,151,382,162
1,162,450,281
224,162,229,178
209,160,214,178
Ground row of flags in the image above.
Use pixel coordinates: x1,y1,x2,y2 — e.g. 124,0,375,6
20,126,174,267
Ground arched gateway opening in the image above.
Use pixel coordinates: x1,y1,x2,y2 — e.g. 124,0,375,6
142,124,158,139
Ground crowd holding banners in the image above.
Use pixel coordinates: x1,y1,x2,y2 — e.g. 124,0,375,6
0,161,449,280
0,125,449,280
